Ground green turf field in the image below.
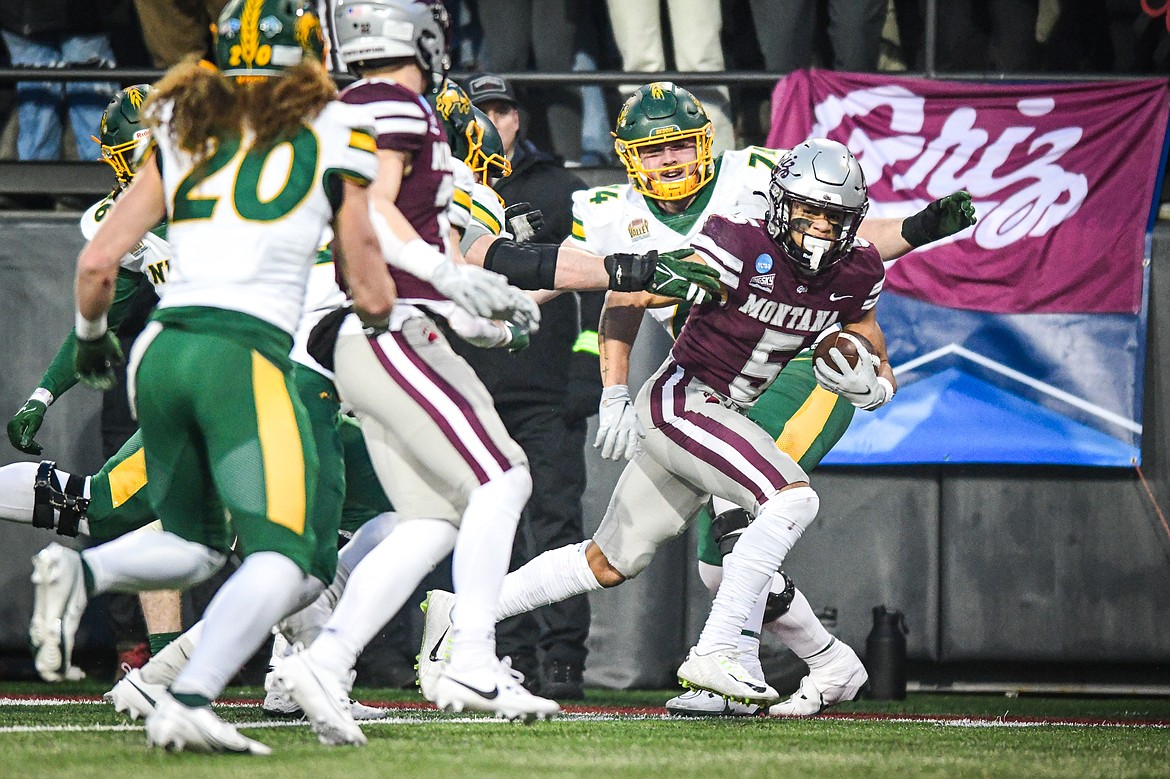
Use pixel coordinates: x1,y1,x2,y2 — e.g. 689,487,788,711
2,682,1168,778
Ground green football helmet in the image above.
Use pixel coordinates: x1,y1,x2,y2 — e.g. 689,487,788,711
213,0,325,80
613,81,714,201
92,84,152,188
465,107,511,184
430,80,510,183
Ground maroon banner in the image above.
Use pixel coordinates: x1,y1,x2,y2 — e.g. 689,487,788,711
767,71,1169,315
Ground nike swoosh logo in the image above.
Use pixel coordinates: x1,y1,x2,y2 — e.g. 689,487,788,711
127,676,157,707
428,626,450,662
730,675,768,694
449,677,499,700
828,293,853,301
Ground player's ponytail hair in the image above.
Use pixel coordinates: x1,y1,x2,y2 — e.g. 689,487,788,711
145,56,336,166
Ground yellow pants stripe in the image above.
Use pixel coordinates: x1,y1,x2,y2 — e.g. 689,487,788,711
107,448,148,508
775,386,840,463
252,352,306,535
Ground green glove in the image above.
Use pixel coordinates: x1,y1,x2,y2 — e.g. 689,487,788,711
901,190,978,247
505,322,531,353
647,249,725,304
74,332,124,391
7,399,47,455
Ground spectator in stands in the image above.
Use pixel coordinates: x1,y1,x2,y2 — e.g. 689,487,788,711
930,0,1040,73
749,0,886,73
461,72,600,699
604,0,736,155
0,1,119,162
129,0,227,67
476,0,583,163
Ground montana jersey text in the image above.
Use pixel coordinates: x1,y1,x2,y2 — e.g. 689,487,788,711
673,209,884,406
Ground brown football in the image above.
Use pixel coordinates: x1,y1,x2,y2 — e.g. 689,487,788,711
813,329,875,370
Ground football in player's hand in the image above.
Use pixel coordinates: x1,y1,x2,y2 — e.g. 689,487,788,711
813,329,875,370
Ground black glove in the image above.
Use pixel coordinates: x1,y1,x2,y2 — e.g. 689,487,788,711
900,190,977,247
504,202,544,243
563,351,602,428
604,251,657,291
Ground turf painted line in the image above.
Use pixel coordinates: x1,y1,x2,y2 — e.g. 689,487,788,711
3,695,1168,729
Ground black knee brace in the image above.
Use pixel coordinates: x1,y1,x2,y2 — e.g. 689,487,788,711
32,460,88,537
710,506,752,558
763,571,796,623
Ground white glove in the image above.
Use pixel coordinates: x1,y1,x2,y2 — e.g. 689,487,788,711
502,286,541,332
431,260,540,332
594,385,645,460
814,346,893,411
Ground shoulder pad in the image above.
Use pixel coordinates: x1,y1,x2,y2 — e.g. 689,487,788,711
80,193,117,241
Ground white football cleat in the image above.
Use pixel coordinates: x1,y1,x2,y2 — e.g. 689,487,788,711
348,699,388,720
417,589,454,702
106,667,165,720
434,659,559,722
29,542,88,682
767,640,868,717
665,688,759,717
145,692,271,755
676,649,779,706
272,651,366,746
261,687,304,718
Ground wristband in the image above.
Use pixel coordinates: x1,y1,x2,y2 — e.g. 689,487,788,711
900,207,938,248
75,311,108,341
30,388,54,407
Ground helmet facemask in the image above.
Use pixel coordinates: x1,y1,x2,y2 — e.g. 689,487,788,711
463,111,511,184
615,126,714,201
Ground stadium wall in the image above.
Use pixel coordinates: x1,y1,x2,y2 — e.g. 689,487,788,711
1,212,1168,686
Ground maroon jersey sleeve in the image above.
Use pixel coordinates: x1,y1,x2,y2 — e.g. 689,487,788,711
673,216,886,405
340,80,430,154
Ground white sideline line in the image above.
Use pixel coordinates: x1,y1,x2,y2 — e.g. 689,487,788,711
894,343,1143,434
0,713,668,735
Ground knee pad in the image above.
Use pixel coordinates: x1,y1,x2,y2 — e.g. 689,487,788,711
760,485,820,532
762,570,796,623
33,461,89,537
710,506,752,558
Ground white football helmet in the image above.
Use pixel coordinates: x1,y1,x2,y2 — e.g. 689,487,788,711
766,138,868,276
332,0,449,83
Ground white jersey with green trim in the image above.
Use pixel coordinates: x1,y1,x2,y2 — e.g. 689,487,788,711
568,146,783,337
81,193,172,289
154,99,379,336
449,158,507,239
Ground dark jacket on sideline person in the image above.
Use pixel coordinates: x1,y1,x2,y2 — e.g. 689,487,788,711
451,139,604,425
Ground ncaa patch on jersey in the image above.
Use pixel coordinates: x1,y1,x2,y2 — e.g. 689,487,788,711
755,253,774,273
750,274,775,292
627,218,650,240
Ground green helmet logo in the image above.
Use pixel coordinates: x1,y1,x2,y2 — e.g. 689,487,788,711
613,82,714,201
213,0,324,80
94,84,153,188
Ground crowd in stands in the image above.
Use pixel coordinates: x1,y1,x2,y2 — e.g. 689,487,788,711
0,0,1167,171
